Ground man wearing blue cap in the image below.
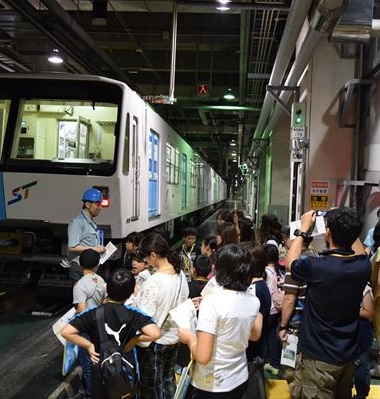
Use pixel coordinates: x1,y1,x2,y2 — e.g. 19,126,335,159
67,188,106,282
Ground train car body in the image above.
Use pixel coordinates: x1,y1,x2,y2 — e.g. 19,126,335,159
0,74,226,275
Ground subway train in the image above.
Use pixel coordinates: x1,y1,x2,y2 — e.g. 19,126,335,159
0,73,226,291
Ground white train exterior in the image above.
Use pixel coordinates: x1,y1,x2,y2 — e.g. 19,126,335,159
0,73,226,260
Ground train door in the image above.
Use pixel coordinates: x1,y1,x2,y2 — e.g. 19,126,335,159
131,117,140,220
182,153,187,208
148,130,159,218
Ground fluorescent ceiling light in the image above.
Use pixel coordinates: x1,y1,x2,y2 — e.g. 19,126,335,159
48,49,63,64
223,88,235,100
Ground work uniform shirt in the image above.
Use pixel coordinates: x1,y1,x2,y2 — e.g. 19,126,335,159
291,250,371,365
68,211,101,263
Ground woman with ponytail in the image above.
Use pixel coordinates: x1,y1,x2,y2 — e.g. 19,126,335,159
135,232,189,399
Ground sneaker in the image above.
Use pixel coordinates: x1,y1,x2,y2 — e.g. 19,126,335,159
264,363,279,375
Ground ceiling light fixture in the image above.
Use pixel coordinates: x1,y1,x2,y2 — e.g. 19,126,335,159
217,0,230,11
48,49,64,64
223,88,235,100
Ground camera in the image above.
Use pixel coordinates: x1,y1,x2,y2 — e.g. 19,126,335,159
316,210,328,217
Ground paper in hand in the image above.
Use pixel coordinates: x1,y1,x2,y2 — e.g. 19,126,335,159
289,215,326,239
100,241,117,264
169,298,197,332
52,307,76,345
280,333,298,368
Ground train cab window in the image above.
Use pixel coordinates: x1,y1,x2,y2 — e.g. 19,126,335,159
6,99,118,175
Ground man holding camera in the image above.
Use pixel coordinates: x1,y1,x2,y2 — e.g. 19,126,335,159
286,208,371,399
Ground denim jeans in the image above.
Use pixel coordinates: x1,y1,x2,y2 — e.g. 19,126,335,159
353,350,371,398
78,332,92,398
266,313,281,369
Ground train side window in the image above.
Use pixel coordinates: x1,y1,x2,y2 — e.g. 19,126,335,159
182,153,187,208
190,159,196,188
166,143,179,185
123,113,130,174
148,130,160,218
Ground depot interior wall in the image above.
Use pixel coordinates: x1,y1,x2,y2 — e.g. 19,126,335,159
306,37,356,211
362,50,380,235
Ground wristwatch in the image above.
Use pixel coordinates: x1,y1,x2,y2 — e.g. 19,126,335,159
293,229,309,240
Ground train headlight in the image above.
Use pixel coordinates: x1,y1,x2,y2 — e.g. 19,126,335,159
93,186,110,208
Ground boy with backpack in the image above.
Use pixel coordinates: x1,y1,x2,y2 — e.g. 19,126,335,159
62,269,161,399
73,248,107,398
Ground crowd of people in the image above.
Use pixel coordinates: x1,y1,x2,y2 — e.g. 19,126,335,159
62,187,379,399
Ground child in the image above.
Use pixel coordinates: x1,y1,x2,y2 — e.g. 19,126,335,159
177,227,200,280
73,248,107,398
179,244,262,397
264,243,284,376
62,269,161,399
176,255,212,369
200,234,218,279
188,255,211,298
73,249,106,313
131,255,152,293
123,231,142,270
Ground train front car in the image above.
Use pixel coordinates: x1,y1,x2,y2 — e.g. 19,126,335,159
0,74,226,277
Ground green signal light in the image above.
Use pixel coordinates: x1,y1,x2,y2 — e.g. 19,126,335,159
296,116,302,123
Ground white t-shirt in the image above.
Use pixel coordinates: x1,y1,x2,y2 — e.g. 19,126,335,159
192,289,260,392
136,270,189,346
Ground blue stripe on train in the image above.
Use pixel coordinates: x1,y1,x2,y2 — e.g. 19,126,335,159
0,173,5,220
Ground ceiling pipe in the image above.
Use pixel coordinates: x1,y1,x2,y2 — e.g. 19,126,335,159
177,1,290,12
249,0,346,157
168,1,178,102
248,0,313,157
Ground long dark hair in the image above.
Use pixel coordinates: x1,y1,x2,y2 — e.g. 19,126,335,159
240,241,268,279
138,232,181,273
217,222,239,247
259,214,283,244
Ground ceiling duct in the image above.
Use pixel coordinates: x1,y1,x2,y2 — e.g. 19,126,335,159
330,0,374,43
248,0,346,157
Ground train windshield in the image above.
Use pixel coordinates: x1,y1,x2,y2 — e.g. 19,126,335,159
0,77,121,176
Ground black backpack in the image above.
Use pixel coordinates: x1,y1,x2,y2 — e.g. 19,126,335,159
96,306,140,399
